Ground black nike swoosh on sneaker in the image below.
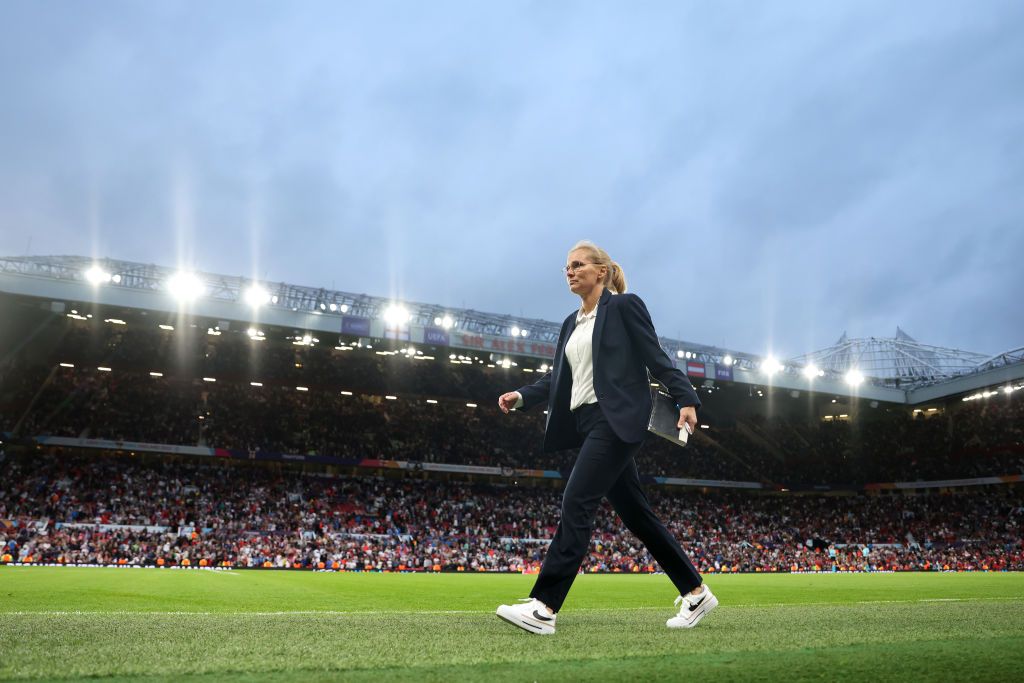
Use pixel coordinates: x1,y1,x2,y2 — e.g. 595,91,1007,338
687,594,707,612
533,610,554,622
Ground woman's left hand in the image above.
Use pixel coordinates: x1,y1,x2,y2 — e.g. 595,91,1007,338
677,406,697,434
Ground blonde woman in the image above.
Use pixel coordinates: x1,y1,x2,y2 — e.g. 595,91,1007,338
495,240,716,634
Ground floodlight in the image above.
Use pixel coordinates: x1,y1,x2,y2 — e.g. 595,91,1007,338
722,355,734,366
84,265,111,285
382,304,410,326
244,285,271,308
441,315,454,329
167,272,204,301
339,304,349,313
761,357,782,376
802,364,819,379
329,303,337,312
676,350,685,359
511,326,520,337
845,369,864,387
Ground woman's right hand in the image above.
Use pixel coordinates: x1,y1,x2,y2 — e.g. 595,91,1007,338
498,391,520,414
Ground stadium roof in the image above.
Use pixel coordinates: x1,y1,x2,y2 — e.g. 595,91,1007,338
2,255,1021,404
789,329,997,387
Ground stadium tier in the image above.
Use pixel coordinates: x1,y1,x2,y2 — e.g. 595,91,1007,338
2,451,1022,572
1,290,1021,487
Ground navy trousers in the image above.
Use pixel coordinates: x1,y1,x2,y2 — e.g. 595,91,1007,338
529,402,702,612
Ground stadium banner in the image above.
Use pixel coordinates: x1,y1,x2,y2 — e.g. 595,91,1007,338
31,437,789,489
655,476,762,489
450,333,557,360
685,361,706,377
384,324,410,341
518,468,563,479
58,522,172,533
715,365,733,382
423,327,450,346
865,473,1024,490
246,451,362,467
34,436,216,457
424,463,504,476
341,316,371,337
359,459,561,479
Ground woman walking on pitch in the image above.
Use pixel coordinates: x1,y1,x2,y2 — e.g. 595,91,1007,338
495,240,716,635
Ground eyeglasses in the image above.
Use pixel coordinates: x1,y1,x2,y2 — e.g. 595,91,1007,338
563,261,592,275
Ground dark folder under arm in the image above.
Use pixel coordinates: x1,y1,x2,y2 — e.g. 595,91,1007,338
647,382,690,448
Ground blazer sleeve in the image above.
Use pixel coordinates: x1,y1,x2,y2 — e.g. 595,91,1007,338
621,293,701,409
516,371,551,411
515,313,572,411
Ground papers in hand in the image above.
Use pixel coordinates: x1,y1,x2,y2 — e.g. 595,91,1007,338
678,423,692,444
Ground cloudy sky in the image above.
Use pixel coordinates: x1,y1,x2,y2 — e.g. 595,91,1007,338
1,1,1021,359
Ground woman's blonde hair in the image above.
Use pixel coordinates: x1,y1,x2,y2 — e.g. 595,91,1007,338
569,240,628,294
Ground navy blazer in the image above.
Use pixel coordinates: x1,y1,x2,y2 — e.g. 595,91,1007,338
517,288,701,452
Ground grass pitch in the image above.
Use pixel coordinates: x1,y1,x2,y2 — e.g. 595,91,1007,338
2,567,1023,681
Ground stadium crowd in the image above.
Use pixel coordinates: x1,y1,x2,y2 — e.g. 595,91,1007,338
2,452,1021,573
1,316,1022,487
3,362,1022,486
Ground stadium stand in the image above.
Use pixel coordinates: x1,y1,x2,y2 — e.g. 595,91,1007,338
1,266,1022,574
2,451,1021,572
2,357,1022,485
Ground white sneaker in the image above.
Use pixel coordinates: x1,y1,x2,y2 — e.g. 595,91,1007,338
496,598,557,635
666,584,718,629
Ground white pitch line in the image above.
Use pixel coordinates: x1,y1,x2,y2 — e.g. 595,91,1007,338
4,597,1022,617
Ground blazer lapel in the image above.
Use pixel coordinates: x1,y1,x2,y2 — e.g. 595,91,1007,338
590,288,612,370
553,313,575,388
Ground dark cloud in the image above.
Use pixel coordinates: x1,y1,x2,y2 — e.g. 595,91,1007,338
1,0,1021,360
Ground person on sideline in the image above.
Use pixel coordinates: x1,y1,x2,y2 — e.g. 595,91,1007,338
495,240,717,635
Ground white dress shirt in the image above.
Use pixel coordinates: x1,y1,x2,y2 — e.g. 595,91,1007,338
565,304,599,411
513,303,599,411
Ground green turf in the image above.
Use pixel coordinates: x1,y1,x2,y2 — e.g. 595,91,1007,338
2,567,1023,681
